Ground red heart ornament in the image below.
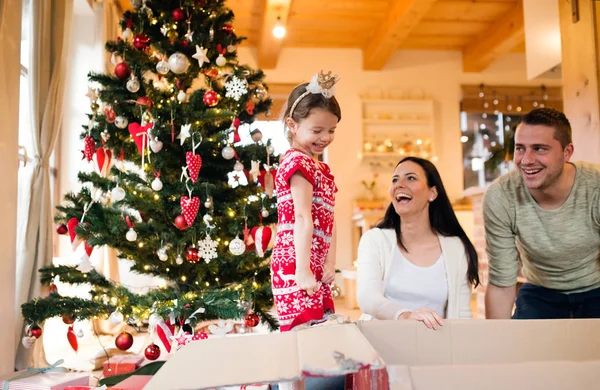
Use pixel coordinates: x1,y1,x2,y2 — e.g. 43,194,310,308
67,218,82,251
258,169,277,198
84,241,93,257
180,196,200,227
186,152,202,184
128,122,153,154
96,147,112,177
250,226,272,257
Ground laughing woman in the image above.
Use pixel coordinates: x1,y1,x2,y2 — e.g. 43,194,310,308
356,157,480,329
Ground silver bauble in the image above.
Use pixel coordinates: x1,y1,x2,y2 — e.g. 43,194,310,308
126,77,140,93
221,145,235,160
156,59,170,75
177,90,187,102
109,311,124,325
111,186,126,202
168,52,190,74
229,236,246,255
115,116,128,129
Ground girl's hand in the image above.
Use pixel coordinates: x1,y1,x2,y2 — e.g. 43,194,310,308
322,262,336,285
295,268,320,296
399,307,444,330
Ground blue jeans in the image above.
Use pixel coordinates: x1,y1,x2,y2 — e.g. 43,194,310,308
513,283,600,319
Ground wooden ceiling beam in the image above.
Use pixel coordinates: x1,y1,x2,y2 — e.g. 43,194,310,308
462,1,525,73
257,0,292,69
362,0,437,70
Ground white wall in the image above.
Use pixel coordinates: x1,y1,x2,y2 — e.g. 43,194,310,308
236,48,562,270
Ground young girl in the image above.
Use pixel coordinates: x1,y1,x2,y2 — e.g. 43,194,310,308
271,71,342,332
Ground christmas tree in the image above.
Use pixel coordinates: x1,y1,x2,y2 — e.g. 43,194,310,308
21,0,279,354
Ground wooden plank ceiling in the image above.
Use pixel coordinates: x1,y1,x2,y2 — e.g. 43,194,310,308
118,0,524,72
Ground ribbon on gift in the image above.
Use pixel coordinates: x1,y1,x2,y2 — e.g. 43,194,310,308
2,359,66,390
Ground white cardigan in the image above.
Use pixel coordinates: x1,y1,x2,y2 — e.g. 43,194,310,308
356,228,473,320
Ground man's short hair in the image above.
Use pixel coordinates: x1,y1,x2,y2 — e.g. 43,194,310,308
520,108,572,148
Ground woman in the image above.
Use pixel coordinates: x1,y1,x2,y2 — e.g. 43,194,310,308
356,157,479,329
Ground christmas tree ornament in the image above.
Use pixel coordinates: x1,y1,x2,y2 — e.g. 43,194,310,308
104,107,116,123
151,177,163,191
203,213,213,225
177,123,191,145
251,225,272,257
136,96,154,110
224,76,248,101
122,27,132,39
168,52,190,74
115,116,128,129
174,215,187,230
101,130,111,142
62,314,75,325
175,254,184,265
261,207,269,218
83,135,95,162
229,235,246,255
192,45,209,67
177,90,187,102
203,90,219,107
244,312,260,328
180,196,200,227
109,310,124,325
128,122,153,159
186,152,202,183
49,283,58,293
331,283,342,298
114,62,131,80
221,145,235,160
76,329,84,338
216,54,226,67
267,145,275,155
67,326,78,351
156,59,170,75
191,332,208,341
204,197,213,209
172,8,185,22
250,129,263,143
126,217,137,242
67,217,82,250
111,186,126,202
246,101,255,115
227,45,236,53
150,138,163,153
148,313,160,329
233,160,244,171
145,343,161,360
231,117,241,143
96,147,112,177
56,224,68,235
186,247,200,263
133,33,150,50
115,331,134,351
197,234,218,262
126,75,140,93
85,86,98,102
29,324,42,338
223,24,235,34
157,247,168,261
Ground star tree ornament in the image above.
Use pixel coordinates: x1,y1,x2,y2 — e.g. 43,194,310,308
177,124,191,145
192,45,209,67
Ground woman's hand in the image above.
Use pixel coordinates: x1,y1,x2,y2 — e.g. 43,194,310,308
295,268,320,296
322,262,336,285
399,307,444,330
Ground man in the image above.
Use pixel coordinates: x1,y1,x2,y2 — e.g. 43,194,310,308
483,107,600,319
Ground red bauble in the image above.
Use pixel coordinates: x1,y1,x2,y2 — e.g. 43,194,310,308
56,224,68,235
49,284,58,293
172,8,185,22
114,62,131,80
244,312,260,328
133,33,150,50
115,331,134,351
186,247,200,263
174,215,187,230
203,90,219,107
29,324,42,339
223,24,235,34
144,343,161,360
62,314,75,325
136,96,154,110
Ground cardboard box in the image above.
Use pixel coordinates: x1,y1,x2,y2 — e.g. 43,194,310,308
145,319,600,390
103,354,144,378
111,374,153,390
0,370,89,390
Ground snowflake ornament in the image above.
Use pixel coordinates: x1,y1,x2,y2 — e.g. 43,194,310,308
197,234,218,262
224,76,248,101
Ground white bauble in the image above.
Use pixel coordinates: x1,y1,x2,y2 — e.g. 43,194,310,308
261,208,269,218
157,249,168,261
123,28,132,39
177,90,187,102
221,145,235,160
156,59,170,75
126,228,137,242
151,177,163,191
229,236,246,255
109,311,124,325
175,255,184,265
126,77,140,93
115,116,128,129
233,160,244,171
168,52,190,74
76,329,85,338
215,54,226,67
111,186,126,202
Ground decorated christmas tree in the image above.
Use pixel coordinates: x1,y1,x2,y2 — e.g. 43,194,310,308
21,0,279,356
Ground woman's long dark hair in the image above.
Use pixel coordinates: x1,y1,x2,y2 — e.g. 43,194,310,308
376,156,480,287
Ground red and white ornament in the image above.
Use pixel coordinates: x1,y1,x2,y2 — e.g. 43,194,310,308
191,332,208,341
250,225,272,257
96,147,112,178
83,135,95,162
180,196,200,227
186,152,202,184
203,90,219,107
145,343,161,360
186,247,200,263
125,216,137,242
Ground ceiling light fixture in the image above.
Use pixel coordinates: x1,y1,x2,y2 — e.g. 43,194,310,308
272,16,286,39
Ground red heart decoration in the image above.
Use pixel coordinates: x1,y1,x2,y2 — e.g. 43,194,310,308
84,241,93,257
186,152,202,184
258,169,277,197
250,226,272,257
180,196,200,227
96,147,112,177
67,218,82,251
128,122,153,154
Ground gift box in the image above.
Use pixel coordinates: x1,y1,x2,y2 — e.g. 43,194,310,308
111,375,153,390
102,355,144,378
0,360,89,390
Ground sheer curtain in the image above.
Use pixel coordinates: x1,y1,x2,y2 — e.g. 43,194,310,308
15,0,73,369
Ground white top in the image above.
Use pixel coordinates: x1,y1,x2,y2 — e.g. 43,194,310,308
356,228,473,320
384,248,449,317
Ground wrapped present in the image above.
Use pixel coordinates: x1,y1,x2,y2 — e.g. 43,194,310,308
111,375,153,390
345,366,389,390
102,355,144,378
0,359,89,390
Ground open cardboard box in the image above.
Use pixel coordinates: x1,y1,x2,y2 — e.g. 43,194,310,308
146,319,600,390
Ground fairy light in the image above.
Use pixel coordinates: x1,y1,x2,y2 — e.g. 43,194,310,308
138,242,144,248
133,191,138,195
111,297,118,305
151,19,158,25
165,267,170,272
205,282,210,286
253,281,258,288
154,194,160,200
83,274,88,278
224,241,229,246
181,276,187,282
144,264,150,270
215,278,219,282
195,281,199,285
216,238,221,242
227,209,235,217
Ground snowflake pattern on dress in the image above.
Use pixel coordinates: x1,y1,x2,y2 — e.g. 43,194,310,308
224,76,248,101
197,234,218,262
